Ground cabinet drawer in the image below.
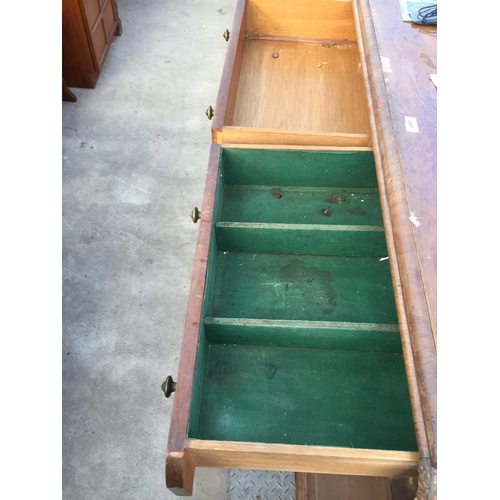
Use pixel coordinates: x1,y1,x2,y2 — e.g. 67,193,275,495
165,146,418,495
211,0,371,147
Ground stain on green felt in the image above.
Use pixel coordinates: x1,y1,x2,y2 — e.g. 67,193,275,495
208,360,227,382
195,344,417,452
327,193,349,204
221,186,382,226
280,259,337,314
264,362,278,379
207,359,245,395
349,206,367,216
212,253,397,323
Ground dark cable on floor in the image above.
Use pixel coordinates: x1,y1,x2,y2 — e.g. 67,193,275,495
417,5,437,24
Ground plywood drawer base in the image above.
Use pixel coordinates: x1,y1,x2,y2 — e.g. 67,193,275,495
211,0,371,147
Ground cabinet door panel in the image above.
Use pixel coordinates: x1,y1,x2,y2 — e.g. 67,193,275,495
103,1,117,40
90,19,107,67
82,0,116,68
83,0,101,29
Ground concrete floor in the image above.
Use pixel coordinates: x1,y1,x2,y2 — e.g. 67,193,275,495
62,1,236,498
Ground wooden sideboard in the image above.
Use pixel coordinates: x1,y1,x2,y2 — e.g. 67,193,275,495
62,0,122,91
163,1,437,498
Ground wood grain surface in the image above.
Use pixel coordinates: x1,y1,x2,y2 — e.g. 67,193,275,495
296,474,418,500
62,0,98,88
212,0,371,146
214,127,371,146
166,0,437,496
246,0,357,41
186,440,419,477
213,0,247,131
353,0,437,498
220,144,373,151
297,474,391,500
365,0,437,343
232,40,370,134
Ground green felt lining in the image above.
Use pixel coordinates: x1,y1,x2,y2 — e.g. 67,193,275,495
192,344,417,452
222,185,383,226
220,149,378,188
204,317,402,353
215,222,387,257
185,147,416,452
186,225,220,439
186,324,208,439
212,252,397,324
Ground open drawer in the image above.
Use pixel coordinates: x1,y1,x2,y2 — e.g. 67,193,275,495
165,146,419,495
210,0,371,147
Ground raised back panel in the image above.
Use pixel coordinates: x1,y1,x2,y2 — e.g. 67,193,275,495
246,0,357,41
220,148,378,187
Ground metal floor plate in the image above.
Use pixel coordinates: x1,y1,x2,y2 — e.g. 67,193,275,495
227,470,296,500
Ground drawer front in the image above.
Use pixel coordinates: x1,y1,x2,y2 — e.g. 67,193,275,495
185,440,418,478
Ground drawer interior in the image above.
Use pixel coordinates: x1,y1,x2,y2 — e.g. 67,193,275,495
187,148,417,453
224,0,370,137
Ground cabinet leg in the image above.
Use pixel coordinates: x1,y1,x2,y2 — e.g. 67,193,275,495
115,18,123,36
62,79,77,102
166,451,195,496
113,1,123,36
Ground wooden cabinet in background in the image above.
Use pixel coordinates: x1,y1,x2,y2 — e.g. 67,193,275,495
62,0,122,90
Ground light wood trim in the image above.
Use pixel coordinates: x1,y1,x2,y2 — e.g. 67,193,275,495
246,34,358,46
352,1,436,493
246,0,357,41
212,0,247,130
185,440,419,478
221,144,374,151
214,127,371,147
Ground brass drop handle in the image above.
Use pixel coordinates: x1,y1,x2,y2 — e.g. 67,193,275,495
205,106,214,120
190,207,201,223
161,376,177,398
223,29,230,41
